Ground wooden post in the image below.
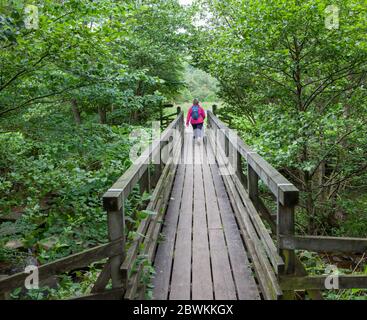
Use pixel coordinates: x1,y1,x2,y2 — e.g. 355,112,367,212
103,194,126,289
277,192,296,299
237,152,246,187
247,164,259,209
147,165,151,192
159,104,163,129
139,168,150,197
168,135,173,164
227,133,233,171
225,132,229,158
160,140,166,173
212,104,217,115
178,114,183,151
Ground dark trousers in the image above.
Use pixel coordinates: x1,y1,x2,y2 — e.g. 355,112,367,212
191,122,203,139
192,123,203,130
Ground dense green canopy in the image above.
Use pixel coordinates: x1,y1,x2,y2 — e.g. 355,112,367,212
1,0,367,300
193,0,367,235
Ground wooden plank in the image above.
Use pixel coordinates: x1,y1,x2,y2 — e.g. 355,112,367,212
107,204,125,289
205,137,217,165
280,275,367,290
152,165,186,300
209,148,260,300
193,134,205,165
192,158,213,300
124,142,181,300
202,147,221,230
207,130,282,300
121,159,172,279
277,201,295,299
120,137,182,280
247,165,259,208
185,128,194,165
257,197,276,233
210,131,284,273
280,235,367,253
0,240,124,293
201,150,237,300
208,229,237,300
294,256,323,300
125,172,172,300
91,260,111,293
169,144,194,299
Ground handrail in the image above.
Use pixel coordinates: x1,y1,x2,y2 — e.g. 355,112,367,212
207,111,298,206
103,111,184,292
0,113,184,300
208,110,367,299
103,112,184,211
207,110,298,299
0,239,123,293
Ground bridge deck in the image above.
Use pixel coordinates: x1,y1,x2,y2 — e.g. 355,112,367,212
152,129,260,300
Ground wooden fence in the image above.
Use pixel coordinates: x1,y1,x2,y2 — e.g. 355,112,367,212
2,107,367,300
208,109,367,299
0,111,184,300
160,104,181,129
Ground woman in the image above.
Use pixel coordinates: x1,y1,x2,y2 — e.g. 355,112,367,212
186,98,206,143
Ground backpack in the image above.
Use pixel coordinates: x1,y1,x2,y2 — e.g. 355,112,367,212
192,105,199,120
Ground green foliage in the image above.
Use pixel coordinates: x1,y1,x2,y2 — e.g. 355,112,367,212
299,250,367,300
0,106,134,264
0,0,192,123
176,63,219,103
0,103,160,298
193,0,367,236
9,262,104,300
0,0,195,300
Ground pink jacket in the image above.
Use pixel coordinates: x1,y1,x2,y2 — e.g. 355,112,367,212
186,105,206,126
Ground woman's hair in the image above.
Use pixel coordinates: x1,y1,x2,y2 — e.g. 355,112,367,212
193,98,199,105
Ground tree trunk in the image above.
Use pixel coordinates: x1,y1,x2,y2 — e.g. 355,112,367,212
318,160,327,202
71,99,81,125
304,171,316,234
98,107,107,124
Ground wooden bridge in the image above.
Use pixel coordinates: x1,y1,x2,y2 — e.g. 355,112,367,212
1,109,367,300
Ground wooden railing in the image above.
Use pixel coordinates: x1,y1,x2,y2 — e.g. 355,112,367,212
212,104,233,127
207,109,367,299
2,108,367,300
160,104,181,129
0,112,184,300
103,111,184,299
207,110,293,299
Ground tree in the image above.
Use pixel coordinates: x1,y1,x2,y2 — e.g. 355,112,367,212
0,0,192,125
193,0,367,234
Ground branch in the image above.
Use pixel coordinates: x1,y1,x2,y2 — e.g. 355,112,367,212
0,52,51,92
0,83,90,117
309,119,367,178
